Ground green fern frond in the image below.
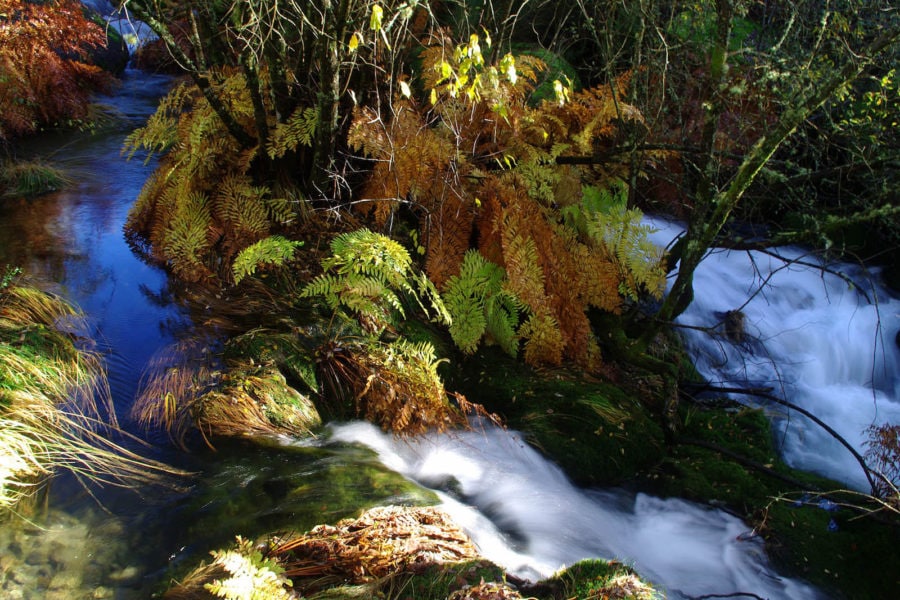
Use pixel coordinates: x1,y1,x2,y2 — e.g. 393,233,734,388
583,184,666,301
444,250,523,356
265,195,295,225
484,291,522,356
266,106,318,159
232,236,303,284
301,273,344,310
302,229,449,333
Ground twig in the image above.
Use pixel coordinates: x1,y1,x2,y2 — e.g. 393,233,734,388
685,383,886,494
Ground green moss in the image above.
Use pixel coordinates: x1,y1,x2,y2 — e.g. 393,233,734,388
448,347,665,486
376,560,507,600
538,558,658,599
638,403,900,599
225,328,320,395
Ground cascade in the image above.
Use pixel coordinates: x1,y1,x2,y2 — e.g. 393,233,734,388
648,217,900,490
326,421,825,600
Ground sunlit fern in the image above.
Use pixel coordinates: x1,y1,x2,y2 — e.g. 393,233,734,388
443,250,524,356
232,235,303,285
301,229,450,334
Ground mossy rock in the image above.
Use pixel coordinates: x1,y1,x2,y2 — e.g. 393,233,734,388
165,442,440,585
534,558,658,599
447,347,665,486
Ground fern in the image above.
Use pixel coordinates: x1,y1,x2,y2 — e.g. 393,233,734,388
582,183,666,301
443,250,523,356
266,106,317,159
203,536,293,600
232,236,303,284
301,229,450,334
519,311,565,366
215,175,271,236
161,191,212,282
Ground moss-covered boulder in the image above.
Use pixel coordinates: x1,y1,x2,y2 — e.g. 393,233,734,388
639,403,900,599
163,505,662,600
447,347,666,486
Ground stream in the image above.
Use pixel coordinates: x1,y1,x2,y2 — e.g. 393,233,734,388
2,68,894,599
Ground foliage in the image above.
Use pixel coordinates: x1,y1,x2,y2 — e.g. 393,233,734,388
578,183,667,301
0,283,179,515
0,160,70,198
204,536,294,600
122,0,443,200
349,33,666,369
232,235,303,285
124,71,301,284
0,0,112,139
164,535,293,600
315,335,469,436
443,250,523,356
301,229,450,335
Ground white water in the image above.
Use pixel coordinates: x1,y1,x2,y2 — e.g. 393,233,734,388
327,422,824,599
648,218,900,490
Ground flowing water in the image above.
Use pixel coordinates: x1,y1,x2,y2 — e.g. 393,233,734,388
647,218,900,491
0,71,869,599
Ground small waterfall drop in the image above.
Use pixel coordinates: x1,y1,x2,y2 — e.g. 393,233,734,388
326,422,825,600
648,218,900,490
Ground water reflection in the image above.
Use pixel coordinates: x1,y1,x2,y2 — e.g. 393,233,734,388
0,72,191,412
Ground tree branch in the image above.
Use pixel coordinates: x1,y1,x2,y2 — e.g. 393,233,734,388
685,383,887,494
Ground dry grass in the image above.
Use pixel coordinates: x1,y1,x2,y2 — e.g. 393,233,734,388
133,337,321,449
271,505,481,591
1,283,185,515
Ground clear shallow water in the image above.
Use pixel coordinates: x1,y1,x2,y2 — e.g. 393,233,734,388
0,73,831,599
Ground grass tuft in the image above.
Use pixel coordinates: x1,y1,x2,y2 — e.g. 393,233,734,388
0,160,71,198
1,280,185,516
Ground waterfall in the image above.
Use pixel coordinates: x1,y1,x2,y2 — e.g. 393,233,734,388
648,217,900,490
325,422,825,599
83,0,158,54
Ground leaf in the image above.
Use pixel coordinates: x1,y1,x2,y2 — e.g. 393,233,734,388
370,4,383,31
232,236,303,284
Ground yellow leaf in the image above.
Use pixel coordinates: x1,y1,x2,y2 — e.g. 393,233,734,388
429,87,438,105
370,4,383,31
349,33,360,52
399,80,412,98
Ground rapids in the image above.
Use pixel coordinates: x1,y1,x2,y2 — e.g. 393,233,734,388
647,218,900,491
324,421,826,599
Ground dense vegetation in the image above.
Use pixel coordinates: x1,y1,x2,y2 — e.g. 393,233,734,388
1,0,899,598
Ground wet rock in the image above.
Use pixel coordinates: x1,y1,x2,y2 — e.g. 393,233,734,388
108,565,142,585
